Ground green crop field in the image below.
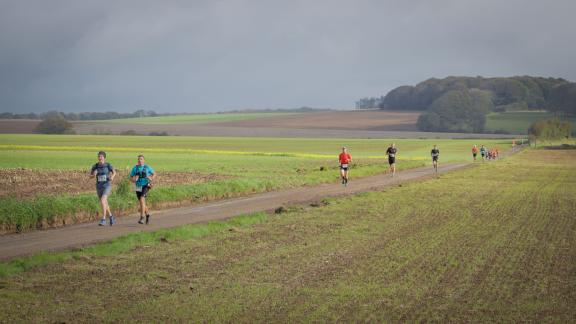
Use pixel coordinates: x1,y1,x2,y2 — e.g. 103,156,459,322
91,112,296,124
1,147,574,322
0,134,512,233
485,111,576,134
0,134,512,163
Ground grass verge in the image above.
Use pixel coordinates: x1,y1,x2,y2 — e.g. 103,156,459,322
0,212,268,278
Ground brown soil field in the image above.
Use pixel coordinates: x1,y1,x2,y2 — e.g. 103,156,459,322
71,111,516,139
0,119,40,134
1,112,517,139
0,169,224,199
209,110,420,131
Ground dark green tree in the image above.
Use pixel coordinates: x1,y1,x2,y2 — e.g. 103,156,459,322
36,113,74,134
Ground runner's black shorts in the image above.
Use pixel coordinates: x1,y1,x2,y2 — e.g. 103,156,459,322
473,153,477,157
340,165,349,171
136,185,150,199
388,158,395,165
432,156,438,162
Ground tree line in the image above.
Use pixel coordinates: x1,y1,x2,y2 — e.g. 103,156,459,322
0,109,159,121
357,76,576,133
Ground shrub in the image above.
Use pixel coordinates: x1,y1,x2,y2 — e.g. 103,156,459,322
148,131,169,136
36,113,74,134
528,118,572,142
120,130,139,136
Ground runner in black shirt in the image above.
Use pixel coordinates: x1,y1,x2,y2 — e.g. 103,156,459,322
431,145,440,174
386,143,397,177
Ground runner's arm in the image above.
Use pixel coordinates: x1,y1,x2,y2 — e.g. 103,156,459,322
129,168,138,183
110,168,117,181
129,167,139,183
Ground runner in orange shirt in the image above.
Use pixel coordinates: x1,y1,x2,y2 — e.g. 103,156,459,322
339,147,352,186
472,145,479,161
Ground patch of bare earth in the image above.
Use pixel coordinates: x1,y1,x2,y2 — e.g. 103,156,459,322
209,110,421,131
0,169,225,200
0,119,40,134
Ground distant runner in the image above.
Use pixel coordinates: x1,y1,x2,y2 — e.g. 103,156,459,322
90,151,117,226
480,145,487,161
472,145,479,161
130,155,156,225
338,147,352,186
431,145,440,174
386,143,397,177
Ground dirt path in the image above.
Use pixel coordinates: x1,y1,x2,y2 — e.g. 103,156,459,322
0,163,469,260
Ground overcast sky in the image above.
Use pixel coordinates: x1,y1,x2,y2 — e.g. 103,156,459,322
0,0,575,113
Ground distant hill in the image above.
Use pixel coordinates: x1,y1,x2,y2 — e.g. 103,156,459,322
358,76,576,133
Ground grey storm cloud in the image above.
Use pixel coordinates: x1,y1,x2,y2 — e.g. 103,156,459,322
0,0,575,113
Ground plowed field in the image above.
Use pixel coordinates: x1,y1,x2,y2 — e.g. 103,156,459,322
0,168,224,199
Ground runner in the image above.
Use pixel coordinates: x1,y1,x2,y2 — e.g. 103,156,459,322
130,155,156,225
480,145,487,161
472,145,479,161
386,143,397,177
431,144,440,174
90,151,117,226
338,147,352,186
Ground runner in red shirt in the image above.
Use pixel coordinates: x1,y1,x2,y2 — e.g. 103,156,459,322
339,147,352,186
472,145,479,161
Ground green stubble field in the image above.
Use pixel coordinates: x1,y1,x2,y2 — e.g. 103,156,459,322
0,146,574,322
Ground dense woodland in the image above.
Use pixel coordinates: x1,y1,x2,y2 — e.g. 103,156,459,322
357,76,576,133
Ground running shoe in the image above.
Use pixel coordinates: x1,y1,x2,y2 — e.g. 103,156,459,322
98,218,106,226
109,215,115,226
145,214,150,225
138,216,144,224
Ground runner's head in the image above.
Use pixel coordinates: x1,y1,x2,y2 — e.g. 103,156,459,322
342,146,347,153
392,143,396,148
97,151,106,163
137,154,145,165
433,144,437,149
